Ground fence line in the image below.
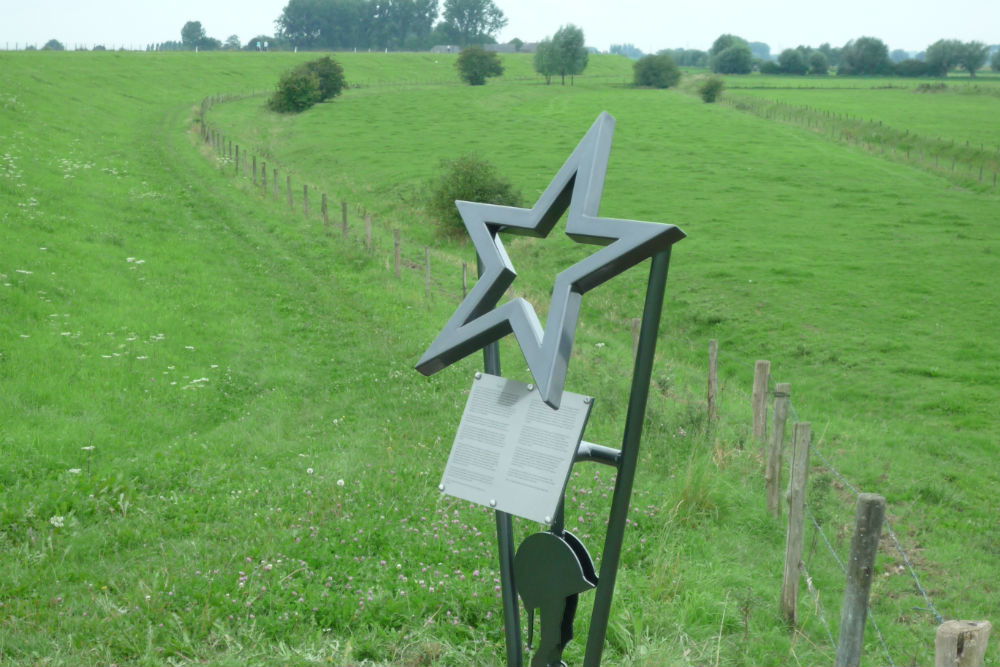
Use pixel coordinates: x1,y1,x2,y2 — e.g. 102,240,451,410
721,95,1000,190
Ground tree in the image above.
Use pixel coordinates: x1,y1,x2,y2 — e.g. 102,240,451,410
778,48,808,75
442,0,507,46
42,39,65,51
659,48,708,68
710,34,747,57
993,48,1000,72
890,49,910,63
533,38,555,84
455,46,504,85
957,41,989,77
181,21,206,49
302,56,347,100
268,56,347,113
838,37,892,75
268,68,321,113
551,24,588,85
895,59,931,77
925,39,964,76
224,35,241,50
278,0,372,50
712,45,753,74
632,53,680,88
808,51,829,75
748,41,771,62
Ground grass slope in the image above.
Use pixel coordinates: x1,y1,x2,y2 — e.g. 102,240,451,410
2,51,998,666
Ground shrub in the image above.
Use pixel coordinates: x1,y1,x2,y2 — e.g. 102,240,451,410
698,77,724,103
632,54,680,88
302,56,346,101
455,47,504,86
267,56,346,113
268,67,321,113
808,51,829,75
427,155,522,235
895,59,931,77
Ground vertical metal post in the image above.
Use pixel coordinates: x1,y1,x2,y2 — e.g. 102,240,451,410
584,249,672,667
479,256,522,667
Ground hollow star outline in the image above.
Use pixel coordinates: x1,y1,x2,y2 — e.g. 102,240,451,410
415,111,685,408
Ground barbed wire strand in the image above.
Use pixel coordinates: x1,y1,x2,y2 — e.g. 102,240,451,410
761,366,945,625
799,557,837,649
806,505,895,667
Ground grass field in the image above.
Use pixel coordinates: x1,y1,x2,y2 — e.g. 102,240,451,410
2,51,998,665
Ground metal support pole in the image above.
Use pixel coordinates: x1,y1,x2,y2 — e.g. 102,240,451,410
479,256,522,667
584,249,672,667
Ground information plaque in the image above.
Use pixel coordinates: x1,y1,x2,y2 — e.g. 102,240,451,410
439,373,593,524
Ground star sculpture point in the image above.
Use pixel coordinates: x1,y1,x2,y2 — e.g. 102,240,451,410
415,112,685,408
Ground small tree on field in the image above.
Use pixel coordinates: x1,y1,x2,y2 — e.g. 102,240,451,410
533,38,555,84
698,76,724,103
838,37,892,75
42,39,65,51
956,41,989,77
551,24,588,85
268,68,322,113
267,56,346,113
302,56,346,100
632,54,680,88
712,45,753,74
427,154,522,235
456,46,504,85
778,48,808,75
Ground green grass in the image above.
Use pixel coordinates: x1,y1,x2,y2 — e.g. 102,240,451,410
2,51,999,666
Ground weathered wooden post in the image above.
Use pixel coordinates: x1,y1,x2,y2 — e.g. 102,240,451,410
752,360,771,442
273,169,278,200
322,193,328,227
707,339,718,423
935,620,992,667
365,215,372,251
834,493,886,667
303,184,309,217
341,201,348,239
393,230,401,277
252,156,257,186
780,421,810,625
262,162,267,192
287,175,292,209
461,262,468,298
765,383,791,518
234,145,240,175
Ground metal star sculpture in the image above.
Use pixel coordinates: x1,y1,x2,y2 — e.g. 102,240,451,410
415,112,685,408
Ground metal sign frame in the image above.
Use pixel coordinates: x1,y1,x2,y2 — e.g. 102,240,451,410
415,112,685,666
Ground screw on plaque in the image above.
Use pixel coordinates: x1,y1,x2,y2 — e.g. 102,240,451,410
514,530,598,667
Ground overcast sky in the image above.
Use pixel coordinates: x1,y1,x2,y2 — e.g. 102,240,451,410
4,0,997,54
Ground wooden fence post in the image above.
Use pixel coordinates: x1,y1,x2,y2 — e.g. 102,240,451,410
322,193,328,227
752,360,771,442
262,162,267,192
462,262,468,298
273,169,278,200
935,620,992,667
780,422,810,625
425,246,431,298
242,153,248,178
235,145,240,175
287,175,292,209
765,383,791,518
365,215,372,251
341,201,348,239
393,230,401,277
834,493,886,667
252,156,257,186
707,339,719,423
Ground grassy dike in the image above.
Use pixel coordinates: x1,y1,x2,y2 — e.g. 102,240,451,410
2,51,999,665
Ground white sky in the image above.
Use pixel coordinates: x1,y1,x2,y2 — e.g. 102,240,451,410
3,0,997,54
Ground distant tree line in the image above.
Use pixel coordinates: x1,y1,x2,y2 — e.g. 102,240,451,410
275,0,506,51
